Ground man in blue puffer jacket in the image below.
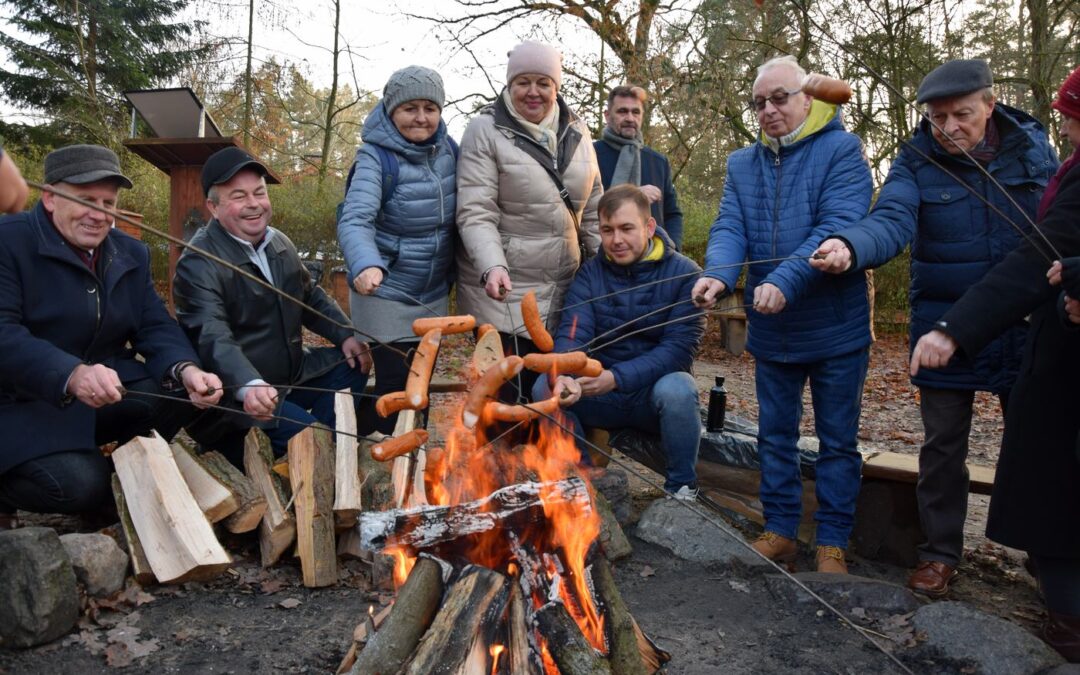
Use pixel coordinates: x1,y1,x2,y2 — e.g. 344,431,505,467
534,184,704,499
812,60,1058,595
693,55,874,574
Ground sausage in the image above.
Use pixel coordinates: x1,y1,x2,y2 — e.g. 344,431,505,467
375,391,411,418
371,428,429,462
476,323,497,340
462,355,524,429
801,73,852,105
483,394,561,423
404,328,442,408
521,290,554,352
522,351,589,374
580,358,604,377
412,315,476,337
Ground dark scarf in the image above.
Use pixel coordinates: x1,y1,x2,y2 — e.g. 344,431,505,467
1037,149,1080,221
601,126,642,186
46,209,100,272
967,118,1000,164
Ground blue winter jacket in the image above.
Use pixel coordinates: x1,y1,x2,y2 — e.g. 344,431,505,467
554,228,704,393
703,101,874,363
833,103,1058,393
337,102,457,305
594,141,684,248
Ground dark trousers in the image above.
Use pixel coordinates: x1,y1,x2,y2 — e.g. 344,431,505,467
357,341,416,436
917,386,1008,566
0,375,195,515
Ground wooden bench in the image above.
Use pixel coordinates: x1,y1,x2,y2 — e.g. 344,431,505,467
861,450,995,495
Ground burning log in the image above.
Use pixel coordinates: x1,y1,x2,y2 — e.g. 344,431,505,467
349,557,445,675
288,426,338,587
110,473,156,586
631,618,671,673
334,390,363,528
401,565,509,674
506,584,539,675
337,603,393,674
534,602,611,674
111,431,231,583
592,490,633,562
359,477,591,554
196,450,267,533
170,443,239,522
243,430,296,567
592,557,646,674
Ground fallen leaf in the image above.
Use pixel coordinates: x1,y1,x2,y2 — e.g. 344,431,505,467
173,627,197,643
260,579,286,595
104,643,133,668
639,565,656,578
279,598,302,609
122,586,156,607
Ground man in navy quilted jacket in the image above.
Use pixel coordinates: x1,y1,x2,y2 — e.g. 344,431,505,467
693,55,874,573
812,60,1057,595
533,184,704,500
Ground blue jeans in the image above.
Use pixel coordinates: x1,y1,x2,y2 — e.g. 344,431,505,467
533,371,701,490
263,362,368,457
755,347,869,548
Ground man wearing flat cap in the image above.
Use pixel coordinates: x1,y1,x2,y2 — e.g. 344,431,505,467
174,147,371,466
812,59,1059,595
0,144,223,529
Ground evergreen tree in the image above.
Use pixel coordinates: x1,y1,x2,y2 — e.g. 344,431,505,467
0,0,209,146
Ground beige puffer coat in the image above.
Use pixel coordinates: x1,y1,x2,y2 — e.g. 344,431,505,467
455,95,602,335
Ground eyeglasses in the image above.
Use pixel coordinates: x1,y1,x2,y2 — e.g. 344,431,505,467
750,88,802,112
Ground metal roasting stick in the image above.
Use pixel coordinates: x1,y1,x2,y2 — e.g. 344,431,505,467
582,297,700,350
586,307,753,355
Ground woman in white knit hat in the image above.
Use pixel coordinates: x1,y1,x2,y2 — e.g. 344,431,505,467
337,65,458,434
455,41,602,402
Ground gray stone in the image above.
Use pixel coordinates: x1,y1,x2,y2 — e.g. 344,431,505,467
589,468,631,525
764,572,920,617
0,527,79,647
60,532,129,596
1041,665,1080,674
634,497,767,572
911,601,1064,674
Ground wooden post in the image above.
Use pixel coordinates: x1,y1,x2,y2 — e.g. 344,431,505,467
110,473,156,586
243,430,296,567
111,432,231,583
167,165,208,308
333,390,363,528
288,426,338,587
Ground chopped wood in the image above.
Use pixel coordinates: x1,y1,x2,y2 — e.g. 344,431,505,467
243,430,296,566
390,409,422,508
170,443,238,523
630,616,671,672
111,432,231,583
110,473,155,586
402,566,509,675
592,490,632,561
534,601,611,675
592,557,646,674
197,450,267,533
333,390,363,528
408,446,428,509
336,527,365,560
506,584,539,675
359,477,591,554
336,603,393,674
288,426,338,587
349,557,444,675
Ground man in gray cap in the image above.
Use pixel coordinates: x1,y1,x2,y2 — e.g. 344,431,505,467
811,60,1059,595
174,147,371,467
0,144,223,529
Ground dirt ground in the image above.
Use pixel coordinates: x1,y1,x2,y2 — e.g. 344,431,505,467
0,326,1046,674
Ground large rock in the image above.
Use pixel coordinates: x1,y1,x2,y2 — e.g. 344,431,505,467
911,601,1064,674
60,532,129,596
764,572,920,618
634,497,767,572
0,527,79,647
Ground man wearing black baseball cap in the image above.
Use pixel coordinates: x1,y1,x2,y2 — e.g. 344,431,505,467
174,147,371,465
0,144,223,529
812,60,1059,596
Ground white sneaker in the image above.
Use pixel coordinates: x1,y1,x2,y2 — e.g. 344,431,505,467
671,485,699,501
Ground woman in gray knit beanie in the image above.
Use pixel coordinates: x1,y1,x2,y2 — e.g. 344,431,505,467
336,65,458,434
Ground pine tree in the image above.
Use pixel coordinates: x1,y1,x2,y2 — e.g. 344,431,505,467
0,0,209,146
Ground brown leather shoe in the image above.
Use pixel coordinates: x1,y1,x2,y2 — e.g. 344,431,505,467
0,512,18,531
907,560,957,597
1044,610,1080,662
751,531,797,564
816,546,848,574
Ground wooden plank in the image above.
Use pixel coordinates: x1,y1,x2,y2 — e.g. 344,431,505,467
243,430,296,566
111,432,231,583
170,443,239,523
288,426,338,587
197,450,267,533
391,409,421,508
110,473,156,586
333,389,363,527
862,451,994,495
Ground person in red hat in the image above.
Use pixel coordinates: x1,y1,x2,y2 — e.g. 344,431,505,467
909,65,1080,662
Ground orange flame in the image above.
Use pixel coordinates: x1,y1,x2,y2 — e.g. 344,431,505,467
489,644,505,675
389,547,415,588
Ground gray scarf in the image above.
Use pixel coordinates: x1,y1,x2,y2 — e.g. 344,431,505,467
602,126,642,186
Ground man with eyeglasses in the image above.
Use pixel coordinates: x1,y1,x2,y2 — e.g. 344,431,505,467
692,55,874,574
811,59,1057,597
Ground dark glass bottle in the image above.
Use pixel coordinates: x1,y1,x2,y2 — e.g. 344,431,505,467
706,375,728,433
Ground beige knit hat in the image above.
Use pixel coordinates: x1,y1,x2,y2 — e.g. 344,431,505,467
506,41,562,89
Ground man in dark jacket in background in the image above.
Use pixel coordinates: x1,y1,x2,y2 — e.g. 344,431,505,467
174,147,371,465
812,59,1058,595
533,184,704,499
594,85,684,248
0,144,222,528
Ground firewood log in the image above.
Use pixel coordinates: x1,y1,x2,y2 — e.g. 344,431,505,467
592,557,646,674
170,443,239,523
507,584,540,674
243,430,296,567
196,450,267,533
534,602,611,674
110,473,155,586
333,390,363,528
288,426,338,587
